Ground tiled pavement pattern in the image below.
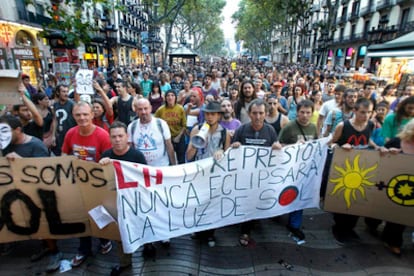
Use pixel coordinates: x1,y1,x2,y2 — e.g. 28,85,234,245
1,208,414,275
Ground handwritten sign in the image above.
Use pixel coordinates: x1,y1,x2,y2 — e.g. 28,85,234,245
324,148,414,227
75,69,94,94
0,70,22,105
0,156,118,243
115,138,330,253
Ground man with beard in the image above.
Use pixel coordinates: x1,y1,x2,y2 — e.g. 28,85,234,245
219,99,241,137
53,84,76,156
323,88,358,137
234,80,257,124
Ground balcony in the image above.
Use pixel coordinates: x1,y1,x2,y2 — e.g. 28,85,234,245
337,14,348,25
18,11,52,26
349,10,360,21
120,38,138,47
359,6,375,17
89,32,106,43
377,0,395,10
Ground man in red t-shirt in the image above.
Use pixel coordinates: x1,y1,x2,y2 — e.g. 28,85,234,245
62,101,112,267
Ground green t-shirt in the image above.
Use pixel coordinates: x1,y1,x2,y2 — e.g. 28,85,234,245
278,120,318,144
381,113,412,140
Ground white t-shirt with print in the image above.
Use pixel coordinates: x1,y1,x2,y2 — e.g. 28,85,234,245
127,117,171,166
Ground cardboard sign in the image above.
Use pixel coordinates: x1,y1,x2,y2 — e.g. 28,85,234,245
0,156,119,243
0,70,22,105
324,148,414,227
75,69,94,94
116,139,329,253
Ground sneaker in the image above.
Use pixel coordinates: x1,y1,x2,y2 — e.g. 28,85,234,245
332,227,346,246
287,225,305,241
46,252,63,272
100,241,113,255
30,247,50,262
207,237,216,247
142,243,156,259
71,254,87,267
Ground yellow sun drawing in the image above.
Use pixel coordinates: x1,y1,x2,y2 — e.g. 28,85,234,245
330,154,378,208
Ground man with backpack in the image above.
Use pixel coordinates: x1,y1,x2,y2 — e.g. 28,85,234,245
128,98,176,167
186,101,231,247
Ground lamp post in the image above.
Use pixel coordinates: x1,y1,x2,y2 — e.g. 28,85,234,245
144,0,162,71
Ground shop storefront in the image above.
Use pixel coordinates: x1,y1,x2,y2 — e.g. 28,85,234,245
367,31,414,87
345,47,356,69
12,47,42,86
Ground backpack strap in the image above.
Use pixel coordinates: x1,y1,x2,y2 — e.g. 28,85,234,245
155,118,166,156
219,127,227,150
129,120,138,147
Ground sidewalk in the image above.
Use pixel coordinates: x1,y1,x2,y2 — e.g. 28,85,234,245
1,208,414,275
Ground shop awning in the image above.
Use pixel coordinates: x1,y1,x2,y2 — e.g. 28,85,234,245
367,49,414,57
367,31,414,57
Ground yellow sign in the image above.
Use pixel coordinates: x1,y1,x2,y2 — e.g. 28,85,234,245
83,53,97,60
231,62,237,70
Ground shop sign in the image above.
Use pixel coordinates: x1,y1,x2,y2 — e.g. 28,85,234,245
12,48,36,60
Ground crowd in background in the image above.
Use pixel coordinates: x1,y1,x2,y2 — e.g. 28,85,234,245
1,60,413,274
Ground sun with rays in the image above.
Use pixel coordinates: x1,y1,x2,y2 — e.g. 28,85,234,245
330,154,378,208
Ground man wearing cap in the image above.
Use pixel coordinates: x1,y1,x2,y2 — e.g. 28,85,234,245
268,81,288,115
186,101,231,247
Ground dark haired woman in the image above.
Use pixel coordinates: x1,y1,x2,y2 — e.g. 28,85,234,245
148,82,164,113
382,96,414,142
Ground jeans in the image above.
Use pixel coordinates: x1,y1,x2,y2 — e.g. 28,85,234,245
173,135,186,164
288,210,303,229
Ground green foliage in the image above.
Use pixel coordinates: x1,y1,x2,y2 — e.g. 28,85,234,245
38,0,111,47
233,0,312,62
176,0,225,55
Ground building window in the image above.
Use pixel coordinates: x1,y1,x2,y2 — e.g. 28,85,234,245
401,8,410,30
15,30,35,47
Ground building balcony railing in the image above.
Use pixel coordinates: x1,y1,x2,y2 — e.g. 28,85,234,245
349,11,360,21
89,32,106,43
120,38,138,47
18,11,52,26
359,6,375,17
337,15,348,25
377,0,395,10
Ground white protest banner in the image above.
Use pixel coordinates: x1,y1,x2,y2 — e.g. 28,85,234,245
115,137,329,253
75,69,94,94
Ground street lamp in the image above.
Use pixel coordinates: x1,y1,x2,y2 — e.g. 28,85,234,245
105,24,117,68
144,0,162,70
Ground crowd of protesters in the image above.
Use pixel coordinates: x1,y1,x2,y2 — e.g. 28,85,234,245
0,60,413,274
